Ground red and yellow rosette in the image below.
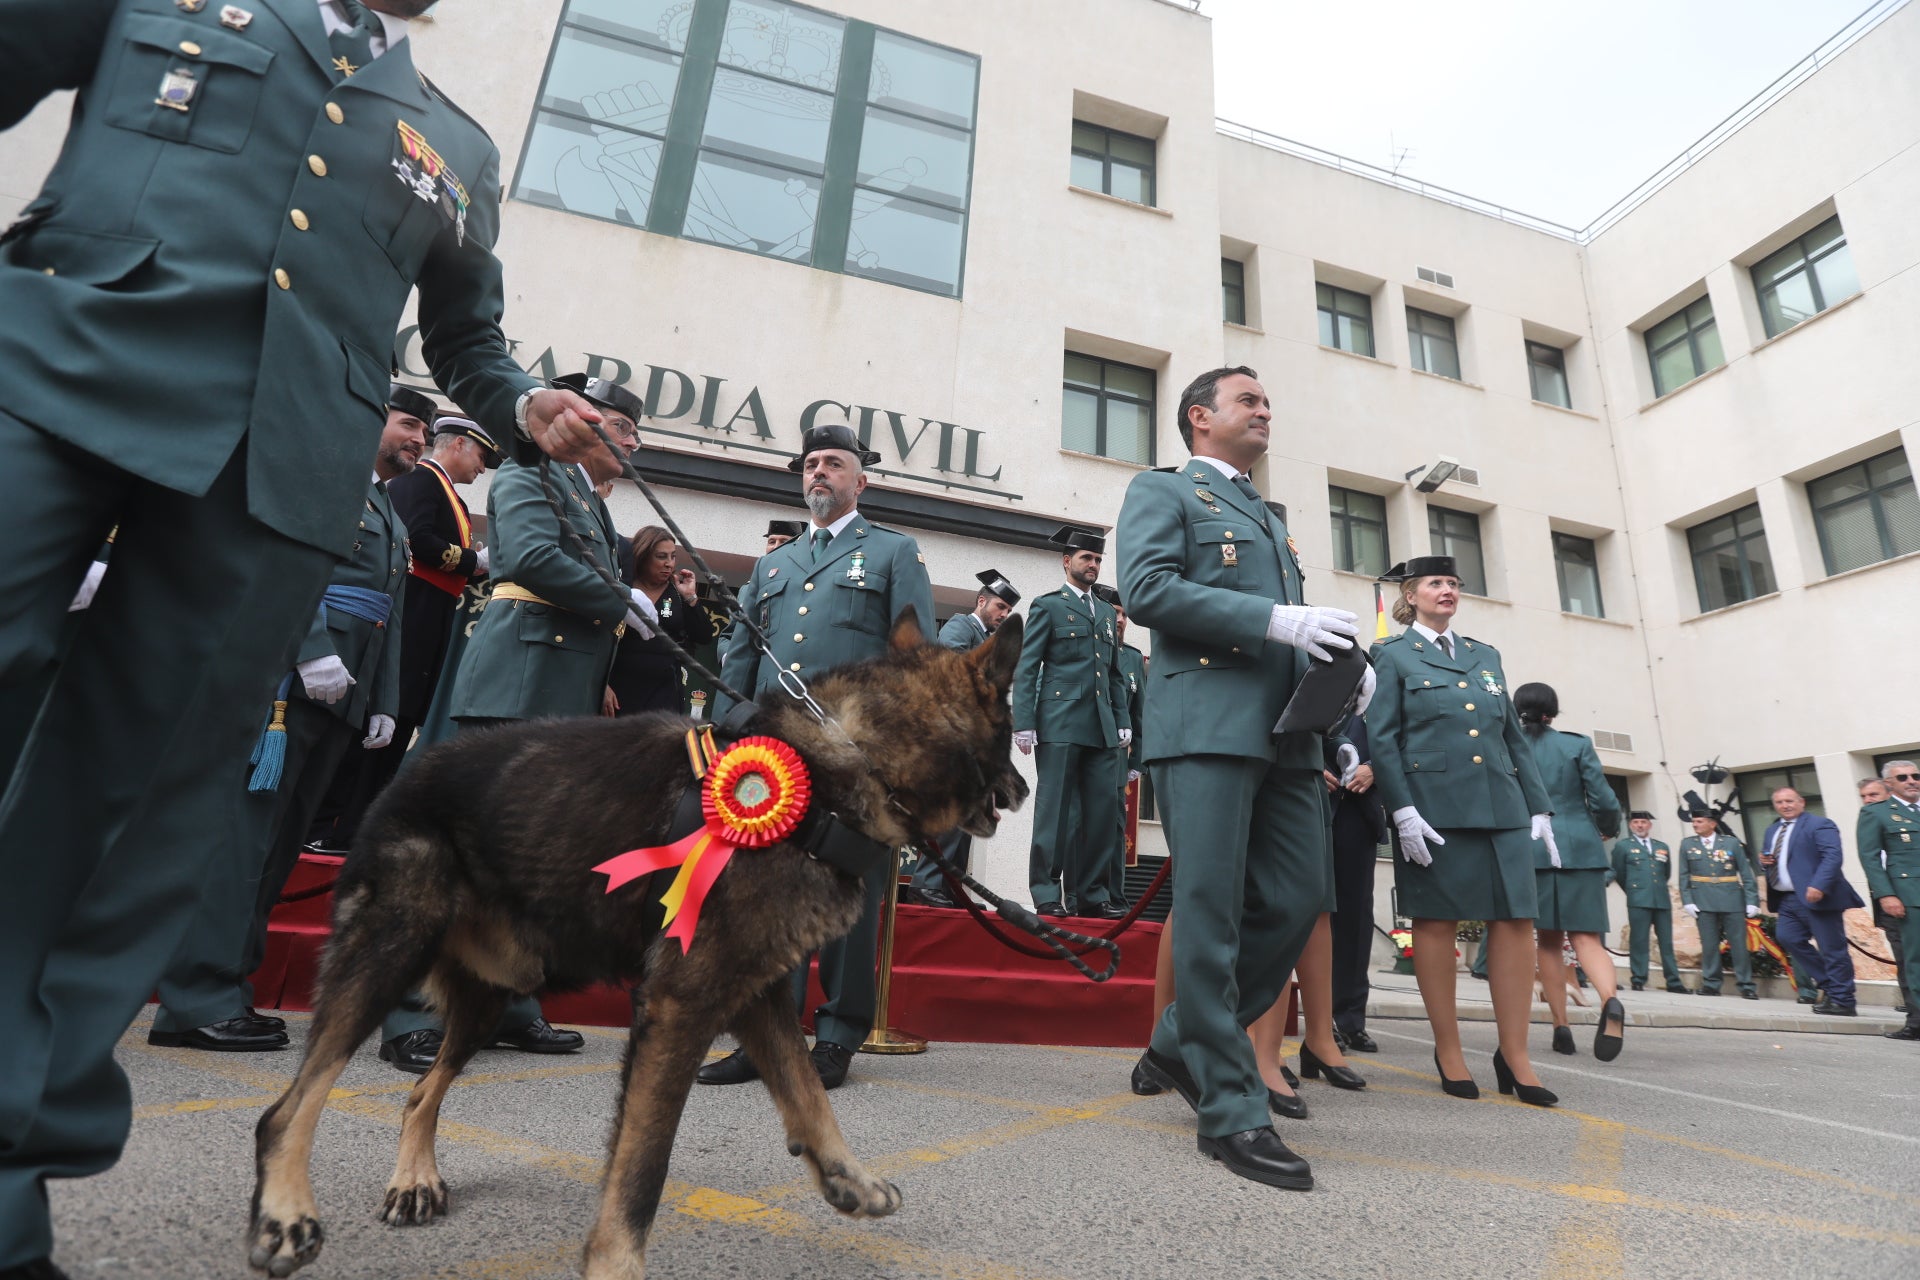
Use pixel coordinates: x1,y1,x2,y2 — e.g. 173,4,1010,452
593,737,812,951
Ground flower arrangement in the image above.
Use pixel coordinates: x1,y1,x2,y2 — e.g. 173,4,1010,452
1390,927,1414,959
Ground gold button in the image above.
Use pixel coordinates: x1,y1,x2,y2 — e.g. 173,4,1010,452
289,209,310,231
1231,646,1240,653
1464,702,1475,711
273,268,291,289
326,103,345,125
308,155,328,177
789,662,802,672
1423,680,1431,687
797,606,809,616
1472,755,1483,764
793,633,804,642
1199,657,1210,666
804,583,815,591
42,267,55,276
1458,681,1468,688
1224,531,1235,540
179,40,202,55
554,635,564,643
1469,729,1480,738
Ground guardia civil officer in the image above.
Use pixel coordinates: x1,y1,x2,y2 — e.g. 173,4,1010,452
1121,365,1371,1190
1677,809,1761,999
1367,558,1560,1106
379,374,653,1074
1515,683,1625,1061
1610,812,1687,993
1093,583,1146,911
150,390,426,1053
0,4,610,1267
1013,528,1131,918
764,519,806,555
1859,760,1920,1040
906,569,1022,908
700,424,934,1091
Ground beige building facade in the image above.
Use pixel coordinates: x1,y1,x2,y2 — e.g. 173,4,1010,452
4,0,1915,913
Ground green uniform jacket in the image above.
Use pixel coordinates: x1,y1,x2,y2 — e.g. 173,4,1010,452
937,611,989,654
1858,798,1920,906
1011,586,1126,749
448,461,626,721
712,516,933,720
0,0,537,556
1364,630,1550,828
292,478,410,728
1115,643,1147,770
1677,834,1759,912
1115,461,1317,769
1523,729,1620,870
1610,836,1674,910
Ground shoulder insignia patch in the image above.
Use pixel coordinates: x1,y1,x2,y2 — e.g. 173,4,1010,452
916,553,925,564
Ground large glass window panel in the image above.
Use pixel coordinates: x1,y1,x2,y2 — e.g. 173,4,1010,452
1064,353,1104,390
1688,505,1774,609
1105,362,1154,400
843,192,965,294
1553,533,1604,617
1651,343,1698,398
683,152,820,260
564,0,693,51
1528,341,1571,408
1107,160,1152,205
1330,486,1389,577
1819,501,1883,574
1317,309,1336,348
1105,398,1155,465
717,0,844,88
1070,121,1156,206
1408,309,1461,380
1061,387,1100,455
1428,506,1485,595
855,109,971,209
1222,258,1246,325
1317,283,1374,357
701,68,833,173
1812,239,1859,304
868,31,977,129
1752,216,1859,337
1759,266,1819,335
540,28,683,127
1068,151,1105,191
1809,449,1920,573
1062,353,1155,465
516,113,664,225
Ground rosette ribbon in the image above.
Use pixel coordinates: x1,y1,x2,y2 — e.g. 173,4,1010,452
593,737,813,951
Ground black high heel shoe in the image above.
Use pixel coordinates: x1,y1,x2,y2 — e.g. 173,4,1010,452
1491,1048,1557,1107
1433,1051,1479,1100
1299,1044,1366,1090
1551,1025,1575,1055
1594,997,1625,1062
1267,1084,1309,1121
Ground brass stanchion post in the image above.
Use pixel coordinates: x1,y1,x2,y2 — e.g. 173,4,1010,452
860,846,927,1054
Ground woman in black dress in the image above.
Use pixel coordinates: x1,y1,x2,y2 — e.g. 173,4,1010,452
607,525,715,716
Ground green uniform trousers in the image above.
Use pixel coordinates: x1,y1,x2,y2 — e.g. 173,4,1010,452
1028,741,1124,909
0,419,333,1263
1103,745,1132,906
1626,906,1682,988
1149,756,1327,1139
1695,909,1755,993
793,858,891,1051
153,699,358,1033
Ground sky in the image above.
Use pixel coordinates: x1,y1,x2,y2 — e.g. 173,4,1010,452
1203,0,1879,229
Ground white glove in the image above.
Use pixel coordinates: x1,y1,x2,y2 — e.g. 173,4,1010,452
297,655,355,704
474,545,490,575
1336,743,1359,787
1353,662,1376,716
1266,605,1359,662
1013,729,1036,755
1392,806,1445,867
68,560,108,611
624,587,659,640
1684,903,1700,919
1532,814,1560,868
1118,728,1133,748
1745,904,1761,918
1127,769,1141,784
362,714,395,750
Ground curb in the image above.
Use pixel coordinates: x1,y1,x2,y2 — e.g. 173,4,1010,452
1367,997,1905,1036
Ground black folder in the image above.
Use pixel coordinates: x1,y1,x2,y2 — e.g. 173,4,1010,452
1273,644,1371,738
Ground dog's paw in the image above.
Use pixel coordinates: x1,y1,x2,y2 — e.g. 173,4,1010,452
380,1175,449,1226
817,1161,902,1219
248,1210,323,1276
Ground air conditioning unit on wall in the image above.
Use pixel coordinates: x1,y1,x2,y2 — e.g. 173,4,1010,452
1416,266,1455,288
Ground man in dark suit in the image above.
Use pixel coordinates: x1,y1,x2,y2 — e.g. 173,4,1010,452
1327,713,1388,1052
0,4,609,1270
1759,787,1863,1016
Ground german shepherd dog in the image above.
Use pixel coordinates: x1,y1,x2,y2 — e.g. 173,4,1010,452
247,610,1026,1278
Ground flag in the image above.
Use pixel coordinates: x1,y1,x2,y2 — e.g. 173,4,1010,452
1374,582,1390,640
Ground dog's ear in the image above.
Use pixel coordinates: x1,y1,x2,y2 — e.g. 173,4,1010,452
888,606,925,651
969,612,1022,697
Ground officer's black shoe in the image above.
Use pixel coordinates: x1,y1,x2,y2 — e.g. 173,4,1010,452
1665,983,1688,994
1035,900,1068,918
1883,1024,1920,1041
1812,1000,1857,1016
1197,1126,1313,1191
697,1048,759,1085
1338,1027,1378,1054
1135,1046,1200,1112
1740,990,1760,1000
379,1029,443,1075
490,1017,584,1054
1130,1056,1165,1096
914,885,960,909
1096,900,1130,920
0,1256,73,1280
148,1016,288,1052
1797,992,1819,1004
810,1041,855,1091
1630,980,1645,991
244,1007,288,1031
1695,987,1719,996
1897,1003,1911,1014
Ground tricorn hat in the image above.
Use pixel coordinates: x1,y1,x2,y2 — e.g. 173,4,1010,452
787,423,881,472
388,382,437,421
1629,809,1655,822
552,372,646,423
1380,555,1458,583
1687,806,1715,820
976,569,1021,606
431,412,501,469
1049,525,1107,555
766,519,807,541
1090,583,1121,607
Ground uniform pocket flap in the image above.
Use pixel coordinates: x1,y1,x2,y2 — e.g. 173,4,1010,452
124,12,276,73
515,605,599,653
12,225,159,286
1044,683,1081,700
1194,522,1253,546
1406,750,1447,773
342,339,391,416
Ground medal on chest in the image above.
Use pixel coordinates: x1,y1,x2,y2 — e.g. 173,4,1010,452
1221,542,1238,567
1479,670,1503,697
846,550,866,583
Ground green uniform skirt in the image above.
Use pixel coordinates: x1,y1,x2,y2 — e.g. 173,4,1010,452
1533,867,1610,934
1394,827,1537,922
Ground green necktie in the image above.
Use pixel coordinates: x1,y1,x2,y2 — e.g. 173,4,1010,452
811,528,831,563
328,0,380,80
1231,474,1262,504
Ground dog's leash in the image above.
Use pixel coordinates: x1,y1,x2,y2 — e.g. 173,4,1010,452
903,835,1123,983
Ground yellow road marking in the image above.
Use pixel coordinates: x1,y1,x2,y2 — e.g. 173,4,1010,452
1542,1118,1626,1279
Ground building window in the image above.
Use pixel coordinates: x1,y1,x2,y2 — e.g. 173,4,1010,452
1427,505,1486,595
514,0,979,297
1329,486,1389,577
1069,121,1155,206
1808,447,1920,575
1752,215,1858,338
1221,258,1247,325
1552,532,1604,618
1062,353,1155,465
1687,503,1775,611
1645,296,1723,397
1735,764,1823,853
1316,283,1374,357
1527,340,1571,409
1407,307,1462,380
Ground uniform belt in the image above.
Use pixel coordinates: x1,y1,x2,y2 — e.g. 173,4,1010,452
410,563,468,597
490,582,626,639
1692,875,1742,883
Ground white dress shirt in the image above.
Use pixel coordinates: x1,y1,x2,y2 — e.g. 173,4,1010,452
1410,619,1462,655
1770,820,1795,891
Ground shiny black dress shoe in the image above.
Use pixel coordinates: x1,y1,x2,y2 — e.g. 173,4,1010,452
1883,1024,1920,1041
1433,1051,1479,1100
1279,1063,1300,1089
1665,983,1688,994
0,1256,73,1280
1337,1027,1378,1053
1630,979,1645,991
914,885,960,909
491,1016,584,1054
148,1016,288,1052
1266,1086,1308,1121
1796,992,1819,1005
379,1029,443,1075
1130,1055,1165,1096
1095,899,1130,920
1491,1048,1556,1107
1811,1000,1857,1016
1196,1126,1312,1191
1740,990,1760,1001
697,1047,760,1085
1035,900,1068,918
1550,1025,1576,1056
1298,1044,1365,1090
244,1006,288,1031
810,1041,855,1090
1594,997,1625,1062
1695,987,1719,996
1134,1046,1199,1111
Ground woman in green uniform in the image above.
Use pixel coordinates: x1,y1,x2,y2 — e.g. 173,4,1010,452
1515,683,1626,1061
1366,557,1560,1107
